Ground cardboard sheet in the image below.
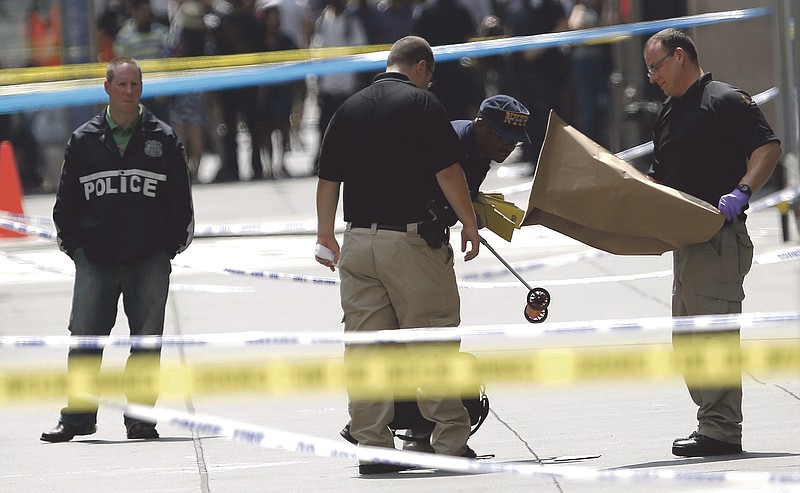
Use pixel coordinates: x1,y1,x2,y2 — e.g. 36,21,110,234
473,193,525,241
522,112,724,255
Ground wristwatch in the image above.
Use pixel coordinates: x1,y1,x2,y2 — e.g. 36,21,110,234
736,184,752,197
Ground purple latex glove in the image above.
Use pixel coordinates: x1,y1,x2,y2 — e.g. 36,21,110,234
718,188,750,221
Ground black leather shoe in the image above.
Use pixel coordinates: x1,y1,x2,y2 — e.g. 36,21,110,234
340,424,357,445
673,430,698,444
672,433,742,457
358,462,413,475
127,423,159,440
460,446,477,458
41,422,96,443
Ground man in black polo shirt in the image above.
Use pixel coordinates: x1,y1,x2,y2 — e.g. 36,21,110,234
644,28,781,457
315,36,480,474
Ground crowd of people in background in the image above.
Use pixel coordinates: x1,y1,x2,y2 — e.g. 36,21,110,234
7,0,616,189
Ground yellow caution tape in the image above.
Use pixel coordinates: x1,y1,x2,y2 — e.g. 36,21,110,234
1,340,798,406
0,45,394,86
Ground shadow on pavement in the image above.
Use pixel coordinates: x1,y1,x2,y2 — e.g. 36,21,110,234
607,451,800,470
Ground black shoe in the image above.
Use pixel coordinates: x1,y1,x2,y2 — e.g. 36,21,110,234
673,430,698,444
340,424,358,445
358,462,413,475
41,422,96,443
460,446,477,458
672,433,742,457
127,423,159,440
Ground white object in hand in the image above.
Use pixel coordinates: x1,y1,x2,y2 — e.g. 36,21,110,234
315,244,335,262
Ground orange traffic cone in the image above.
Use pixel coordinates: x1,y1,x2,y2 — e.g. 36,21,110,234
0,140,26,238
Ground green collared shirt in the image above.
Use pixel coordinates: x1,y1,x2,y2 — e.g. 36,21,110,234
105,105,143,156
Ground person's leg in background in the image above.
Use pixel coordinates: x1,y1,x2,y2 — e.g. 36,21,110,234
216,89,242,182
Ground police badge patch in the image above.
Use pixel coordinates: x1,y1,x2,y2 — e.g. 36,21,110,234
144,140,163,157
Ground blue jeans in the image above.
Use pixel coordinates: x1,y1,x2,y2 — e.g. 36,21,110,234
60,249,171,430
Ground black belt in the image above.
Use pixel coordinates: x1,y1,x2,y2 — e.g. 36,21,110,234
350,222,411,232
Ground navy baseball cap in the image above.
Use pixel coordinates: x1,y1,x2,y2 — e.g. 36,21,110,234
479,95,531,144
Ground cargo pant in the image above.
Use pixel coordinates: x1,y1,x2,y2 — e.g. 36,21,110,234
672,219,753,444
339,223,471,456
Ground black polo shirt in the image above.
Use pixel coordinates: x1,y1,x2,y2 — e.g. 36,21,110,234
649,73,779,206
451,119,490,201
318,72,463,224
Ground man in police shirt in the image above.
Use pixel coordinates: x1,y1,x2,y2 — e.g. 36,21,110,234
644,28,780,457
42,56,194,443
315,36,480,474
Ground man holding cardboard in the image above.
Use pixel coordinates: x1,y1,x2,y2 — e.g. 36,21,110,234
644,28,781,457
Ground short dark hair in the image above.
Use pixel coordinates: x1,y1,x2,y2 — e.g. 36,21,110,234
106,56,143,83
386,36,434,69
645,28,699,64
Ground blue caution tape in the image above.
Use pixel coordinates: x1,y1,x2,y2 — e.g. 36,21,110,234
2,215,799,289
0,218,56,241
458,245,800,288
1,311,798,349
0,8,771,114
750,185,800,212
193,220,343,238
461,249,607,280
97,401,800,486
0,251,254,293
0,45,394,85
0,213,344,238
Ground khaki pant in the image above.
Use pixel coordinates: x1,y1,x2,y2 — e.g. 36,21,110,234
672,220,753,444
339,223,471,456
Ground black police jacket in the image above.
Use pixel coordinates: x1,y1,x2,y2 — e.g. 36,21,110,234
53,108,194,266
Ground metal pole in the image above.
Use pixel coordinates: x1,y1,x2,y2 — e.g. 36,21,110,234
776,0,799,161
775,0,799,240
478,237,532,291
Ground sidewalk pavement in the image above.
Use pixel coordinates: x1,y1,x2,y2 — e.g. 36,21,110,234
1,169,798,493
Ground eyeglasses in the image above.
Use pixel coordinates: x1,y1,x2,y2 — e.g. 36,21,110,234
647,50,675,77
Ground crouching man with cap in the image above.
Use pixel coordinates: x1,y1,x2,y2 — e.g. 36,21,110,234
452,94,531,200
400,94,531,451
420,94,531,232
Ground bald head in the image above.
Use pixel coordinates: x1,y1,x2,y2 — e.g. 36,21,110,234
385,36,436,89
386,36,434,70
